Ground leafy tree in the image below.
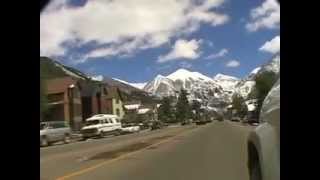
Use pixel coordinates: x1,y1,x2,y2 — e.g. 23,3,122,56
175,89,191,122
232,94,248,119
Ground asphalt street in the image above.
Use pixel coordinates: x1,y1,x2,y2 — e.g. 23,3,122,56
40,121,254,180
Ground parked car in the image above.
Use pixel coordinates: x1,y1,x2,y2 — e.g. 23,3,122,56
40,121,71,147
80,114,122,140
195,120,207,125
121,123,140,134
181,119,192,125
138,122,150,130
231,117,241,122
151,121,163,130
247,79,280,180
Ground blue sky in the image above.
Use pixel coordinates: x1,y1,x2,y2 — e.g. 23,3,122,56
40,0,280,83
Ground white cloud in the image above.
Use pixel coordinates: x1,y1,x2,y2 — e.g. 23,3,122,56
205,48,228,59
226,60,240,67
259,35,280,54
246,0,280,32
157,39,202,63
40,0,229,60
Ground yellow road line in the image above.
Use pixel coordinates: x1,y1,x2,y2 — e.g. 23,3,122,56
56,127,196,180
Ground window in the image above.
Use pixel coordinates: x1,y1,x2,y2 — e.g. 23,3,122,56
85,120,100,126
108,119,113,123
116,119,120,123
47,93,64,103
50,122,65,129
104,119,109,124
116,109,120,116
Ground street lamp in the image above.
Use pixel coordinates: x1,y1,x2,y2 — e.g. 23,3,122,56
68,84,75,131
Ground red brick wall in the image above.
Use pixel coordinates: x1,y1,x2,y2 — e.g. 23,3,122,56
91,96,98,115
105,99,113,114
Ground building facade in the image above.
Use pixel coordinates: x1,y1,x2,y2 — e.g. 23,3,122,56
45,77,83,131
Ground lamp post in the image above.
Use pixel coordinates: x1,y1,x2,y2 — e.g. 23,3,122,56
68,84,75,131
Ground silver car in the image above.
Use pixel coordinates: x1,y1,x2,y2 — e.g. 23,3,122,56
247,79,280,180
40,121,71,147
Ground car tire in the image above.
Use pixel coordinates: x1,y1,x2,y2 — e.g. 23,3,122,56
41,136,49,147
99,131,105,138
64,134,71,144
115,129,121,136
250,163,262,180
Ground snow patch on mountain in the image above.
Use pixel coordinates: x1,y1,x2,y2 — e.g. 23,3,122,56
129,82,147,90
143,75,176,97
112,78,147,90
213,73,240,93
91,75,104,81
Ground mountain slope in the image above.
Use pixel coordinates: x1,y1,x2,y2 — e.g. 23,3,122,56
213,73,240,93
235,53,280,99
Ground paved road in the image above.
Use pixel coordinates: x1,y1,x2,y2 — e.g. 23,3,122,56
41,121,254,180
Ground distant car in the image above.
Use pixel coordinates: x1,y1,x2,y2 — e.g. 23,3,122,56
139,122,150,130
40,121,71,147
195,120,207,125
80,114,122,140
231,117,241,122
121,124,140,134
151,121,163,130
247,79,280,180
181,119,192,125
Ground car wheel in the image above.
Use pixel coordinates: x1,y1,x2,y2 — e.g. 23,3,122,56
64,134,71,144
99,131,105,138
250,162,262,180
41,136,49,147
115,129,121,136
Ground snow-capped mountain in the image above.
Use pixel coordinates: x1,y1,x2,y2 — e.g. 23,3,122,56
213,73,240,93
143,69,226,106
143,75,177,97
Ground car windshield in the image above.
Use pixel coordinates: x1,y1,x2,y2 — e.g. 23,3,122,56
40,123,46,130
85,120,100,126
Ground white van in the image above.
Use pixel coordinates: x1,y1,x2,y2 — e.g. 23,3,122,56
80,114,122,140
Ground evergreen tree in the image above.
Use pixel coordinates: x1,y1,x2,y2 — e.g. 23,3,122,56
191,100,201,120
232,94,248,119
175,89,191,122
158,97,174,123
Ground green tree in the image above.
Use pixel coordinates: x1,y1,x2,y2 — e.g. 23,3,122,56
249,71,278,118
191,100,201,120
175,89,191,122
232,94,248,119
158,97,175,123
